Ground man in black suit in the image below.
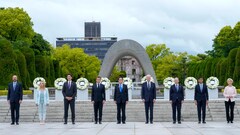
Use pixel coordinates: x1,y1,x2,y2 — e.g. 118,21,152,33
141,74,156,124
114,77,128,124
7,75,23,125
62,74,77,124
194,77,209,124
91,76,106,124
170,77,184,124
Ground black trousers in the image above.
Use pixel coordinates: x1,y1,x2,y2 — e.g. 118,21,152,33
172,99,182,122
144,101,154,122
94,101,103,122
225,100,235,122
117,102,126,122
10,101,20,123
197,100,206,122
64,99,75,122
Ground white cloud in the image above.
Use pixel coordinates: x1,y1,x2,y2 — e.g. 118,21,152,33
1,0,240,54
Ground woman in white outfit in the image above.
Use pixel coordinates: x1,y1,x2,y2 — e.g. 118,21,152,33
35,81,49,124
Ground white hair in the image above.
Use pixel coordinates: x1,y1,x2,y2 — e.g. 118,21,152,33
227,78,233,82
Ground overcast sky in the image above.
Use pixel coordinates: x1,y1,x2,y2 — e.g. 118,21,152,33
2,0,240,54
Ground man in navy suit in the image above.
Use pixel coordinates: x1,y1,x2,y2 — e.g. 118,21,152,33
170,77,184,124
114,77,128,124
141,74,156,124
7,75,23,125
194,77,209,124
91,76,106,124
62,74,77,124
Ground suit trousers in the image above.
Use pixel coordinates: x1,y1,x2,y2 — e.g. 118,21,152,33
64,99,75,123
197,100,206,122
10,101,20,123
117,102,126,122
225,100,235,122
94,101,103,122
144,101,154,122
172,99,182,122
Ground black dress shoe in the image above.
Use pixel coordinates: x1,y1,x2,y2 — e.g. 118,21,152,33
150,121,153,124
72,122,75,125
145,121,149,124
11,123,14,125
117,122,121,124
173,121,176,124
178,121,181,124
64,122,67,124
95,121,98,124
122,122,126,124
99,121,102,124
198,121,201,124
231,121,233,123
16,122,19,125
227,121,230,123
202,121,206,124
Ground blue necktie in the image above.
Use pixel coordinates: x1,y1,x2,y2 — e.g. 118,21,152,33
120,84,123,93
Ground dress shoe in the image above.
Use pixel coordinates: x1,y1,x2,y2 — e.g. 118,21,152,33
117,122,121,124
202,121,206,124
64,122,67,124
145,121,149,124
72,122,75,125
11,123,14,125
231,121,233,123
198,121,201,124
178,121,181,124
122,122,126,124
150,121,153,124
16,122,19,125
99,121,102,124
95,121,98,124
173,121,176,124
227,121,230,123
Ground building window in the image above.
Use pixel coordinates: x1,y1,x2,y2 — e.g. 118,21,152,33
132,69,136,75
132,60,135,65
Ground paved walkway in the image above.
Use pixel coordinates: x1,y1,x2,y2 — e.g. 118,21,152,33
0,122,239,135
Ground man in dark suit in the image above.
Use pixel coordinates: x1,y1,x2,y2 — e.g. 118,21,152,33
91,76,106,124
62,74,77,124
141,74,156,124
194,77,209,124
114,77,128,124
7,75,23,125
170,77,184,124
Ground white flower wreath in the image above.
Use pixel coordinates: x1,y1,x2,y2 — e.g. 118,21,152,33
163,77,175,89
76,77,89,90
141,75,154,84
206,76,219,89
54,78,67,90
123,77,133,88
184,77,197,89
101,77,111,89
33,77,46,88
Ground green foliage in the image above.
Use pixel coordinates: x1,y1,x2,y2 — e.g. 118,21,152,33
31,33,52,55
0,7,34,44
109,66,126,82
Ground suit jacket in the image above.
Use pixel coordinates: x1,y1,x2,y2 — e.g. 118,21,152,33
194,83,209,101
62,81,77,99
35,88,50,106
141,82,156,102
169,84,184,102
114,84,128,103
7,82,23,102
91,83,106,102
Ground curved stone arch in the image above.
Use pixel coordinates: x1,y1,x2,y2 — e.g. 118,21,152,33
99,39,158,87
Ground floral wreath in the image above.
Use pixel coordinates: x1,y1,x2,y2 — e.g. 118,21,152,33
100,77,111,89
123,77,133,88
163,77,175,89
54,78,67,90
141,75,154,84
184,77,197,89
76,77,89,90
206,76,219,89
33,77,46,88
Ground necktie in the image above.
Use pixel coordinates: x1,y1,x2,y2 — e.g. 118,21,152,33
120,84,122,93
176,84,179,92
97,83,99,88
13,82,16,91
148,82,150,90
68,81,71,89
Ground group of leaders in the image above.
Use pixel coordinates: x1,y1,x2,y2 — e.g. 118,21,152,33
7,74,237,125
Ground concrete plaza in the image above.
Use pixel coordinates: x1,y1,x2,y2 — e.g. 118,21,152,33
0,122,239,135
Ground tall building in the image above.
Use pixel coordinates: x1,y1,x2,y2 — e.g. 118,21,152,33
56,22,117,61
84,22,101,37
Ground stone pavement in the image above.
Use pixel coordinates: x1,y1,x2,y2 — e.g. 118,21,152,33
0,122,240,135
